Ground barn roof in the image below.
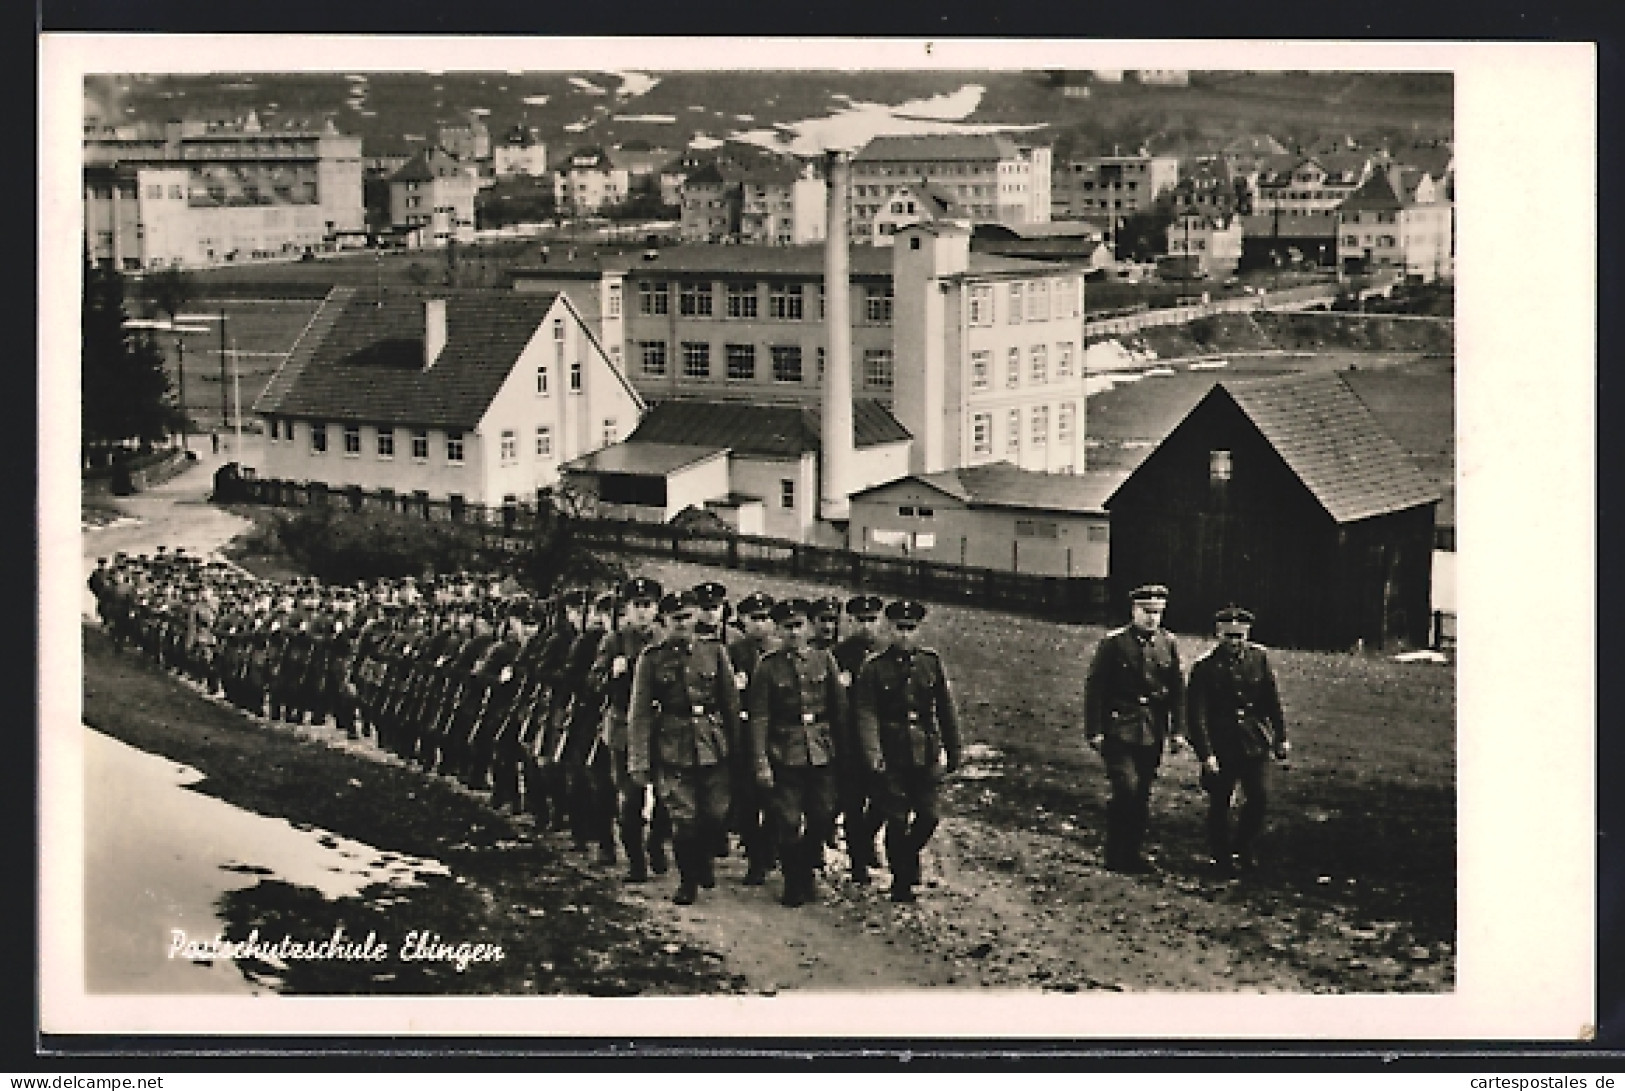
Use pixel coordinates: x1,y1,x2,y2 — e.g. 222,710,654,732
626,398,910,457
561,442,727,476
1216,372,1440,523
254,287,602,429
889,464,1127,515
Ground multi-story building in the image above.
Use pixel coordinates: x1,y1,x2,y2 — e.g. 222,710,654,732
848,134,1052,243
1252,153,1373,225
252,288,643,505
677,153,825,245
1164,211,1245,279
83,114,364,270
1337,166,1453,282
493,126,548,177
437,114,491,164
388,148,476,247
553,147,630,215
1170,157,1252,219
1051,152,1180,223
892,220,1089,476
869,181,962,245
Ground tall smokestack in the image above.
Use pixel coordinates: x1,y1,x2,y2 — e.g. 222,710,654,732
820,150,855,522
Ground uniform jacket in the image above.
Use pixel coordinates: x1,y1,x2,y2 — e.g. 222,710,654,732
590,625,658,749
748,645,847,770
1083,625,1187,748
627,636,740,777
852,644,958,774
1185,641,1286,764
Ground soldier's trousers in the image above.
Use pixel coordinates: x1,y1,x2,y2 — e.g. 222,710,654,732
769,763,837,886
611,746,672,873
572,740,614,852
1206,757,1271,860
874,764,942,886
1102,740,1162,867
837,758,881,870
730,764,776,873
656,763,730,885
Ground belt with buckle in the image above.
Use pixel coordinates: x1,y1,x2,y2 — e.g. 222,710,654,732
801,712,816,724
692,704,707,717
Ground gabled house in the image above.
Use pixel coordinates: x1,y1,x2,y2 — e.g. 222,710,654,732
1337,165,1454,282
554,146,630,214
870,179,965,245
388,148,476,247
1105,372,1439,650
253,288,645,509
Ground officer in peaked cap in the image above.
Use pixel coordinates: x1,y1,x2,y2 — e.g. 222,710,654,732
810,596,843,652
590,575,669,881
1083,582,1187,875
1186,604,1290,877
749,595,846,908
627,587,740,906
832,593,889,883
853,600,961,901
725,591,780,885
691,581,729,640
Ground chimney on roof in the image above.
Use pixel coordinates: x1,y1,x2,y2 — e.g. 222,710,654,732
423,299,447,371
819,149,855,523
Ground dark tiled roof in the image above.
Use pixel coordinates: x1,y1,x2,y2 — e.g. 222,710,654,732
627,398,909,457
601,243,895,278
389,152,436,184
254,288,567,429
873,463,1125,515
1220,373,1440,523
683,162,728,187
965,252,1081,276
1339,168,1406,213
1241,214,1339,239
856,133,1022,163
562,442,727,476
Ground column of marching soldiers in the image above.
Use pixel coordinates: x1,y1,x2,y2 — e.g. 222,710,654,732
88,548,964,909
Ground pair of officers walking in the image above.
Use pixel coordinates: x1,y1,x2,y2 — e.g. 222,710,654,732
617,580,961,909
1084,585,1291,879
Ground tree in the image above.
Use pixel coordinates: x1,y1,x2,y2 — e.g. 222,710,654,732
82,259,179,453
522,485,624,596
140,266,196,324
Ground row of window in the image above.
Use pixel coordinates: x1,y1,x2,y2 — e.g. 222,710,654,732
637,280,893,323
969,403,1077,455
967,279,1084,326
269,420,617,464
969,343,1078,391
633,341,895,389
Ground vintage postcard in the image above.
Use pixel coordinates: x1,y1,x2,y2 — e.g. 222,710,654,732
40,36,1595,1042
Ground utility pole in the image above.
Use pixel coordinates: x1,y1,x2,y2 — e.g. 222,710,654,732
218,305,229,426
175,336,188,452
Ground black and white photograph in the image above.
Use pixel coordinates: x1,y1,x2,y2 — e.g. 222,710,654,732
40,37,1594,1041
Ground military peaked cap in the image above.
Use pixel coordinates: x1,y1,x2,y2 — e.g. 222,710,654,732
593,592,617,613
1130,583,1170,602
884,600,927,623
691,581,728,608
659,590,698,615
559,589,587,608
737,592,775,617
770,597,813,623
1214,604,1255,624
812,596,843,619
620,576,662,602
846,594,884,618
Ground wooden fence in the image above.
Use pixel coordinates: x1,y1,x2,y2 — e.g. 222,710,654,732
228,476,1114,626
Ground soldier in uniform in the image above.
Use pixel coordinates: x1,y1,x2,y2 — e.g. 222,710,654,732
853,600,960,902
1186,605,1291,876
748,598,847,908
486,601,542,812
462,605,526,793
533,590,586,831
725,591,778,885
810,596,843,652
627,590,741,906
439,608,500,779
1083,584,1188,875
556,593,613,852
327,611,362,739
691,581,729,642
832,593,888,884
589,577,667,880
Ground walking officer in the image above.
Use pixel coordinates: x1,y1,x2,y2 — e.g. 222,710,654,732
1083,583,1187,875
1186,605,1290,876
852,600,960,902
589,577,668,880
748,597,848,908
725,591,779,885
832,593,888,885
627,590,741,906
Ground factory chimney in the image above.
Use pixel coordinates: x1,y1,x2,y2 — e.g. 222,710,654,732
423,299,447,371
819,150,855,522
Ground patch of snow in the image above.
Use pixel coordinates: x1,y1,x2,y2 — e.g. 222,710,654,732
564,120,590,133
569,76,607,95
1188,359,1229,370
1144,366,1176,378
893,84,985,121
521,95,550,107
614,114,677,124
736,114,755,122
689,134,723,150
469,107,490,116
1393,650,1449,664
344,74,368,82
609,70,660,98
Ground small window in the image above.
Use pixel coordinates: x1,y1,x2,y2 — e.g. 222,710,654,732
446,432,464,464
412,430,428,460
552,318,566,341
1056,342,1074,379
971,413,992,455
864,285,893,323
267,418,279,441
899,505,915,517
863,349,894,391
1006,409,1020,453
536,362,549,395
680,281,714,317
1030,345,1048,384
1087,524,1110,543
909,236,921,250
969,285,994,327
769,282,804,320
640,341,668,377
682,341,711,379
310,423,327,453
377,428,395,459
726,343,756,381
1032,405,1049,447
569,359,583,393
971,350,991,391
771,345,802,383
638,280,669,316
1210,449,1233,482
917,507,934,519
500,429,517,463
602,418,617,446
780,478,796,510
343,424,361,456
726,282,758,319
606,282,622,318
1007,348,1021,389
1008,282,1024,324
536,426,553,458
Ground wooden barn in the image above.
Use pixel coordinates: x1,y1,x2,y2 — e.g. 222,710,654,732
1105,372,1440,651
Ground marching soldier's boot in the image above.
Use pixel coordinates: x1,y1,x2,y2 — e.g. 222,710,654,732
671,838,699,906
779,845,809,908
648,837,670,876
698,833,718,889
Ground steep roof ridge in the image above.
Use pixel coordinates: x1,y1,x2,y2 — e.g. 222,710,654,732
253,285,354,414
